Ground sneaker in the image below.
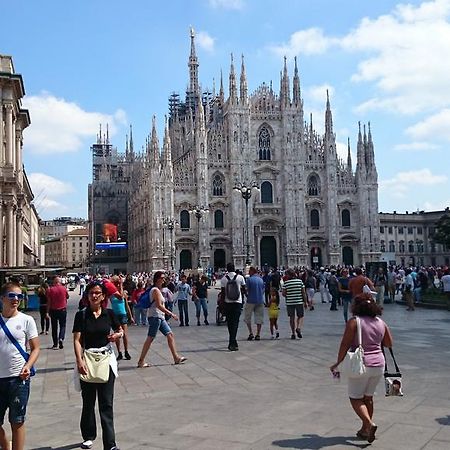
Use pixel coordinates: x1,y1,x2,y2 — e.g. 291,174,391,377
59,340,64,349
204,319,209,325
291,334,296,340
296,329,302,339
271,335,275,340
197,320,201,326
117,352,123,361
310,306,315,311
50,345,58,350
275,332,279,339
110,447,120,450
247,334,254,341
179,323,184,327
228,345,239,351
254,335,260,341
81,440,93,449
124,351,131,360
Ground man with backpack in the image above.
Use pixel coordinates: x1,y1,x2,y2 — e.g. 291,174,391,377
220,263,247,351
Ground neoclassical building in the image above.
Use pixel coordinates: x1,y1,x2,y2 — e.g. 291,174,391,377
0,55,40,267
90,32,380,273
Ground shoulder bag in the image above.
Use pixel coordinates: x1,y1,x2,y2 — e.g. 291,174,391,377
383,347,403,396
79,309,111,384
338,316,367,378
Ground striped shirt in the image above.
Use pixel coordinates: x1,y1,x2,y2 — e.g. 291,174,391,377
283,278,305,305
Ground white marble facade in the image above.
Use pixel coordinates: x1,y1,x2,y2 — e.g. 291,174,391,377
105,32,381,272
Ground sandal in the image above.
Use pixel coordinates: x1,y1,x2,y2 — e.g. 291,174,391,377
174,356,187,365
137,361,150,368
367,424,377,443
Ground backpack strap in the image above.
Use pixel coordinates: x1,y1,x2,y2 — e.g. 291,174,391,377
226,275,231,281
232,274,238,281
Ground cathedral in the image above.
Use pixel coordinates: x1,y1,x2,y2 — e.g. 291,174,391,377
88,30,380,274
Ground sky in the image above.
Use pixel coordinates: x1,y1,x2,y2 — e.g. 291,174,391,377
1,0,450,220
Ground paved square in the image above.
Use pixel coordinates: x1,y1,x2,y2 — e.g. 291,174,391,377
22,291,450,449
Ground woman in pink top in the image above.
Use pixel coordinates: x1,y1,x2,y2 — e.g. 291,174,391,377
330,293,393,443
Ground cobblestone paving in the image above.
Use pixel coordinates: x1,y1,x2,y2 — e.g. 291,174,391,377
21,290,450,449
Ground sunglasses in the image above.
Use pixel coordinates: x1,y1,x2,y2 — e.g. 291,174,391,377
5,292,24,300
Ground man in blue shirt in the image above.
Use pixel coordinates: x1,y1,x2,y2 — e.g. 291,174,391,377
176,275,191,326
244,267,265,340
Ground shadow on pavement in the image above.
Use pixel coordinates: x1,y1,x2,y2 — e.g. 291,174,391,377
272,434,370,449
436,415,450,425
31,444,80,450
35,367,73,374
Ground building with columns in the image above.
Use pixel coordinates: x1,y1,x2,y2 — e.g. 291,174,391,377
0,55,40,267
90,31,380,273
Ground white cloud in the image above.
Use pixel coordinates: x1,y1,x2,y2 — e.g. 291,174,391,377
406,108,450,141
208,0,244,10
393,142,440,151
380,169,447,198
268,28,337,58
269,0,450,115
196,31,215,53
422,199,450,211
304,84,335,105
22,92,127,154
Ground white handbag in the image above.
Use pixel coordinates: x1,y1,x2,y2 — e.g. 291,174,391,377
339,317,367,378
80,346,111,384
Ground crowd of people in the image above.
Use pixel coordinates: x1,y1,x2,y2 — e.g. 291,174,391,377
1,262,449,449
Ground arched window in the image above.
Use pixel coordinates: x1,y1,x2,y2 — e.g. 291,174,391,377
389,240,395,252
308,174,320,196
380,240,386,252
408,240,414,253
341,209,351,227
310,209,320,228
258,126,271,160
214,210,224,229
212,173,225,196
399,240,405,253
261,181,273,204
180,210,190,230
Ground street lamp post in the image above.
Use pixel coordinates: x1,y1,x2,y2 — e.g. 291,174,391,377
189,205,209,268
233,181,259,266
162,217,178,270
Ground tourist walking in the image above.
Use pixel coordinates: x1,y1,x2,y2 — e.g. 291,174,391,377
36,282,50,334
403,269,415,311
137,271,186,367
244,267,265,341
176,275,191,326
282,269,307,339
330,293,393,443
338,269,352,322
192,275,209,326
72,280,123,450
304,270,316,311
46,276,69,349
268,287,280,339
372,266,387,307
220,263,246,351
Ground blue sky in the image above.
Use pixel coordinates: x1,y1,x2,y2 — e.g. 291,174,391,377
1,0,449,219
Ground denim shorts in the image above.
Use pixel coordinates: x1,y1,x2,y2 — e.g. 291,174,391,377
115,313,128,325
0,377,30,425
147,316,172,338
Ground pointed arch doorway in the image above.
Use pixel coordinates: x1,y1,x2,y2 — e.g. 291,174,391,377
310,246,322,269
260,236,277,269
179,250,192,270
213,249,226,271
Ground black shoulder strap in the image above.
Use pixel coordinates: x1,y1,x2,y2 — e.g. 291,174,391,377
232,274,238,281
226,275,231,281
382,347,400,373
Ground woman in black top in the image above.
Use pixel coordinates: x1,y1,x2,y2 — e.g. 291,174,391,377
73,281,123,450
192,275,209,326
37,282,49,334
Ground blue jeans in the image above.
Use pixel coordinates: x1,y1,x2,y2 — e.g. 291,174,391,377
194,298,208,319
342,297,352,322
178,300,189,325
133,306,147,325
0,377,30,425
49,308,67,347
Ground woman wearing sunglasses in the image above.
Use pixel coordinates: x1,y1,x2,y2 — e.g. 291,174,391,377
0,281,40,450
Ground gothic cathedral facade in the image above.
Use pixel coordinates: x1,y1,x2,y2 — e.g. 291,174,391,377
89,31,380,273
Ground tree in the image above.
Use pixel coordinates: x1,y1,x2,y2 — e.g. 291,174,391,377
433,214,450,248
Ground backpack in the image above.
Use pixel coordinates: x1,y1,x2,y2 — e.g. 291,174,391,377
225,274,240,301
137,287,154,309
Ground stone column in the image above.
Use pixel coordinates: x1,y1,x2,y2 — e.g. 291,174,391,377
0,98,4,165
0,202,3,266
15,127,23,185
6,203,14,266
16,210,23,266
5,103,14,166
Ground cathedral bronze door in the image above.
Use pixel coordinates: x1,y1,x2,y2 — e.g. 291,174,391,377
179,250,192,270
310,246,322,269
342,246,354,266
213,249,226,271
260,236,277,269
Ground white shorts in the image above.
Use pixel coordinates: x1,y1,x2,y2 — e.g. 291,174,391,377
347,366,384,399
306,288,315,302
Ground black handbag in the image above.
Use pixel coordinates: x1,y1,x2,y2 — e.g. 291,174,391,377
383,347,403,396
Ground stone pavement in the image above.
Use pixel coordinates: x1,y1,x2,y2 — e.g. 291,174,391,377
20,290,450,449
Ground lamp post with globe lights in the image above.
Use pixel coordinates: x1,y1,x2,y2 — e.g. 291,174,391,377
189,205,209,268
233,181,259,265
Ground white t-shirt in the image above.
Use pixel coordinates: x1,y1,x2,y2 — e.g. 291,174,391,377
442,274,450,293
220,272,246,303
0,312,38,378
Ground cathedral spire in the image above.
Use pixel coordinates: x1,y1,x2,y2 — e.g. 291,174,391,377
347,137,352,172
129,124,134,154
150,115,160,164
280,56,290,108
219,69,224,103
188,27,199,95
106,123,110,144
196,94,206,131
293,56,301,106
366,121,376,168
125,133,129,157
240,54,248,105
229,53,238,105
325,89,333,136
356,121,365,174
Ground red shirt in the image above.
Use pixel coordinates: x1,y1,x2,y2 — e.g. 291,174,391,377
47,284,68,310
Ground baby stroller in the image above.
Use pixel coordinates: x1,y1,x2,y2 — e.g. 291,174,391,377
216,291,227,325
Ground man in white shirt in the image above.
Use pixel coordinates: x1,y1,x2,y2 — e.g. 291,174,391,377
442,269,450,302
0,281,40,450
220,263,246,351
